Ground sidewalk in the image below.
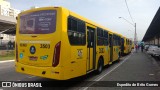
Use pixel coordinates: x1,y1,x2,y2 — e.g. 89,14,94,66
93,50,160,90
105,50,160,81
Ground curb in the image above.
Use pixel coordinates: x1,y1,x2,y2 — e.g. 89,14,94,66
0,60,14,63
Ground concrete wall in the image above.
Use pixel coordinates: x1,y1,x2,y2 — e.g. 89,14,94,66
145,35,160,46
155,37,158,45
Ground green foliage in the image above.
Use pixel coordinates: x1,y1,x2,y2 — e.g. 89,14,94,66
0,50,15,60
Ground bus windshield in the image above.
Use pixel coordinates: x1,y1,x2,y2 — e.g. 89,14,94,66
19,10,57,34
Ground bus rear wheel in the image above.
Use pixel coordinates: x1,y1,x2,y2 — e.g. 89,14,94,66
96,58,104,74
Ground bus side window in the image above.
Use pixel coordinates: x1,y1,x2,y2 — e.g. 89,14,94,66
67,16,86,45
103,30,108,46
97,28,104,46
109,34,112,47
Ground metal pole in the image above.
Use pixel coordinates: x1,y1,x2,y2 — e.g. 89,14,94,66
134,23,136,45
119,17,137,44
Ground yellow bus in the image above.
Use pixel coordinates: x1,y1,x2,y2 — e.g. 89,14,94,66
131,42,134,49
121,36,132,55
15,7,122,80
128,39,132,53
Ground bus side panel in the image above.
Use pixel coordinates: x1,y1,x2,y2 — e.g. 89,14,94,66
104,46,110,65
71,46,87,77
61,9,86,79
96,46,110,67
113,46,117,61
124,39,128,54
108,46,111,63
96,46,104,67
113,46,116,61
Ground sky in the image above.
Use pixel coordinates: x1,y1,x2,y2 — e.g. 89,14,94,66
7,0,160,40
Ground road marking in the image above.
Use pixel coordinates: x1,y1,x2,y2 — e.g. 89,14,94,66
95,55,130,81
0,60,14,63
82,54,132,90
28,76,36,78
149,74,154,76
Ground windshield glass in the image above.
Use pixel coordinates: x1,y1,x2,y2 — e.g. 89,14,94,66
20,10,56,34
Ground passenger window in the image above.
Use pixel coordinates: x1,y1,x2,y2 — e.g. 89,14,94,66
67,17,86,45
104,30,108,46
97,28,104,46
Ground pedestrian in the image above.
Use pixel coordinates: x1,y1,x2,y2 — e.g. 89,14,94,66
135,44,138,53
141,44,144,52
138,44,140,50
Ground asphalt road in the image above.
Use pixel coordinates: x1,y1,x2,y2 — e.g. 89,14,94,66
0,50,160,90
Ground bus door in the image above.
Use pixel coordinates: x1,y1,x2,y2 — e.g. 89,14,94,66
121,38,124,55
87,26,96,72
109,34,113,63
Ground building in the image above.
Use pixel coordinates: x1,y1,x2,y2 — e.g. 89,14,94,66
142,7,160,46
0,0,20,17
0,0,19,46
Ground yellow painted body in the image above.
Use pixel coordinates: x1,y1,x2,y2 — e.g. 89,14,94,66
123,37,132,54
15,7,124,80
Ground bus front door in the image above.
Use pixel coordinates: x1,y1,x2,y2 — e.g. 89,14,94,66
87,26,96,72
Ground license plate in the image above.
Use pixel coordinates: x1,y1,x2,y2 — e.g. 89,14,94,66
29,56,38,61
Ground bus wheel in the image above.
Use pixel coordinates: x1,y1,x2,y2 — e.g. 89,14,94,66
96,58,103,74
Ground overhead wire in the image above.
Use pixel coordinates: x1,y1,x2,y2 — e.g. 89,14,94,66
125,0,134,23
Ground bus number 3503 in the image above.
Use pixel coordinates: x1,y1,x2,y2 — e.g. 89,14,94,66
40,44,50,49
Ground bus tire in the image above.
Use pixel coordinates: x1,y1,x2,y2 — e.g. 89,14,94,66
96,58,104,74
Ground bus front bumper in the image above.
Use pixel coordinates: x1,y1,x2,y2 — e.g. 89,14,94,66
15,62,64,80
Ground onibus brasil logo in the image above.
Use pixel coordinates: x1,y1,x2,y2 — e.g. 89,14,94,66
1,82,42,88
